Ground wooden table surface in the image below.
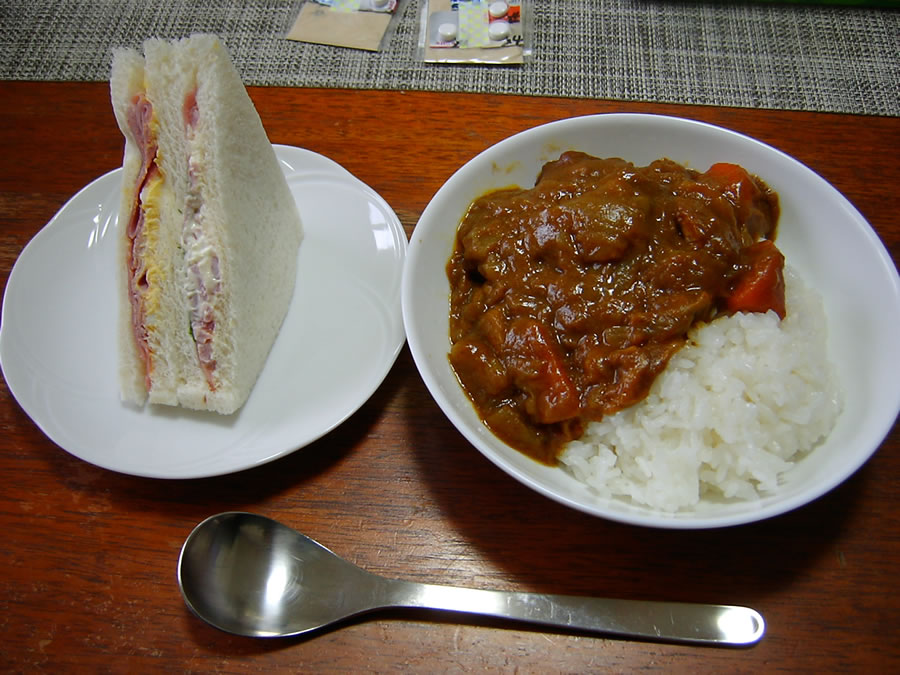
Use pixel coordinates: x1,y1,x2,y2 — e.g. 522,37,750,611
1,81,898,672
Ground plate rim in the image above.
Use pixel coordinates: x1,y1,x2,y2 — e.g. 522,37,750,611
0,144,408,479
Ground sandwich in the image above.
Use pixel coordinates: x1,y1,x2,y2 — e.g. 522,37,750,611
110,34,303,414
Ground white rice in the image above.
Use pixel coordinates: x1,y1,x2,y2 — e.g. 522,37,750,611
559,267,842,512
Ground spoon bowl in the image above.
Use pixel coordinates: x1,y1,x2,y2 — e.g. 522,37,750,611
177,511,386,637
178,512,765,646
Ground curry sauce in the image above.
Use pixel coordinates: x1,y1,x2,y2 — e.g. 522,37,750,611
447,152,783,464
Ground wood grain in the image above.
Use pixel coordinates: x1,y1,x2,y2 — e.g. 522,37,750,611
1,81,898,672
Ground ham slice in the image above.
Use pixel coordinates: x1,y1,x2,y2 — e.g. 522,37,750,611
124,93,158,390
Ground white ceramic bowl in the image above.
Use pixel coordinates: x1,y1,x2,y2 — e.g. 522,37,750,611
401,113,900,529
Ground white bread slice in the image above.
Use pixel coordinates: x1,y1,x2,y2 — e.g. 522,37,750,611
110,35,303,414
110,47,181,407
111,48,147,405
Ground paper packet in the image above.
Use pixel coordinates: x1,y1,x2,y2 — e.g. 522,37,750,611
287,0,407,52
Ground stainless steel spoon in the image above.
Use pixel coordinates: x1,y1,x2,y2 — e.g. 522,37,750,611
177,512,765,646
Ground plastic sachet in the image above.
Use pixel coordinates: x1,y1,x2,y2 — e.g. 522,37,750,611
419,0,532,64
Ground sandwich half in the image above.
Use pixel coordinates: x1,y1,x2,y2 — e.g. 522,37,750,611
110,34,303,414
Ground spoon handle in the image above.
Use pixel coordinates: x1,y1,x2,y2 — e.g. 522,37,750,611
382,580,764,646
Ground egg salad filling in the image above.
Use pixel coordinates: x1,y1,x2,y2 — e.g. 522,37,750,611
182,87,221,391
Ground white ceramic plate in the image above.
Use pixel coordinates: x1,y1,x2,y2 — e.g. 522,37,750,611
402,113,900,528
0,145,407,478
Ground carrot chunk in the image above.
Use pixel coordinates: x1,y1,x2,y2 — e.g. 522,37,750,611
704,163,760,212
726,240,786,318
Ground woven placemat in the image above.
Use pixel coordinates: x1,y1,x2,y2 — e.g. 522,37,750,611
1,1,897,116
